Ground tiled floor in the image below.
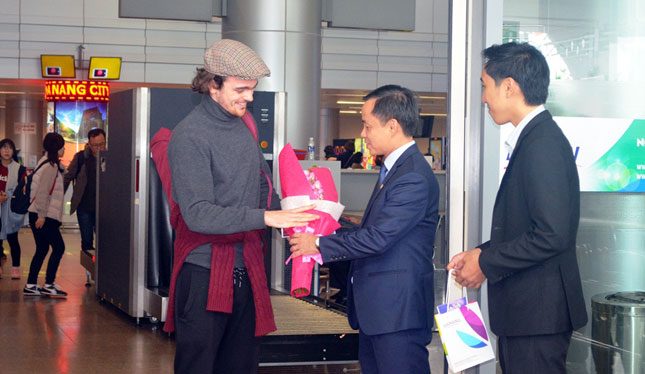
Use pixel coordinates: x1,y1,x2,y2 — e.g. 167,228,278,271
0,229,176,374
0,229,446,373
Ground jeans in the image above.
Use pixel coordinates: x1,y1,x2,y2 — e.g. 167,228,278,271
76,208,96,251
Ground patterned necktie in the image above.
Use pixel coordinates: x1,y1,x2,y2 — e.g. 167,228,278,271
379,165,388,185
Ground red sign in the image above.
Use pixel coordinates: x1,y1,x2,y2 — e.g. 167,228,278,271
45,80,109,102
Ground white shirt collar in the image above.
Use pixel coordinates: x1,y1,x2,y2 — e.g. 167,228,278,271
504,105,545,155
383,140,416,173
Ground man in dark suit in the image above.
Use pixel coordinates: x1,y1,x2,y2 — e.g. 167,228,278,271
447,42,587,374
289,85,439,374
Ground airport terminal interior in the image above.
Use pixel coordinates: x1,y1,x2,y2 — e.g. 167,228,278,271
0,230,446,374
1,0,644,373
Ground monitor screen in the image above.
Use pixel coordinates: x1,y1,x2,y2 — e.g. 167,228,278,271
55,101,107,166
41,55,75,78
414,116,434,138
88,57,122,80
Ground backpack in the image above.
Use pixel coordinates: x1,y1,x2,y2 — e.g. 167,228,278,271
10,162,47,214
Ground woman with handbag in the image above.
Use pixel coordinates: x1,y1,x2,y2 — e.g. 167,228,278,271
23,133,67,297
0,138,26,279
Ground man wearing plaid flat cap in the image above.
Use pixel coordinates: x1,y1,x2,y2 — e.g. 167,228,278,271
166,39,318,373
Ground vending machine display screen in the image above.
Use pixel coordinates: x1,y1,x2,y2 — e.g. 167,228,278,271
54,101,107,166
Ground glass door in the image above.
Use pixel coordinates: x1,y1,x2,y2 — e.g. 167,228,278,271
502,1,645,373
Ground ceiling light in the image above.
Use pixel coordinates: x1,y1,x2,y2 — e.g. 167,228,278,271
420,113,447,117
337,100,364,105
340,110,358,114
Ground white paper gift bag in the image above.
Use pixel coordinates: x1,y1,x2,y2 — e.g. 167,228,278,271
435,271,495,372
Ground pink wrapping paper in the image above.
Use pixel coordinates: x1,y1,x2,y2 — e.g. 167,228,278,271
279,143,343,297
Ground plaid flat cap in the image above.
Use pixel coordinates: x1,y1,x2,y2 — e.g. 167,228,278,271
204,39,271,80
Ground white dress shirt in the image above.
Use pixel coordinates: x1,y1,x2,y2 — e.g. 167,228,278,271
504,105,545,156
382,140,416,179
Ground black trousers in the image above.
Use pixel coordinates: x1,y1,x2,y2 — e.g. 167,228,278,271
328,260,350,302
0,218,21,267
27,213,65,285
174,264,259,374
498,331,572,374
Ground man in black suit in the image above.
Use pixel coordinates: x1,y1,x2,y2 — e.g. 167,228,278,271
447,42,587,373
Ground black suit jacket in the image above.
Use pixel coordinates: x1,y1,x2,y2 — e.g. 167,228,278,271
479,110,588,337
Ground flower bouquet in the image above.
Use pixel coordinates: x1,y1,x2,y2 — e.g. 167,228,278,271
279,143,344,297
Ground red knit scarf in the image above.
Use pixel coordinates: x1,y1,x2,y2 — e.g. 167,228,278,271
162,209,276,337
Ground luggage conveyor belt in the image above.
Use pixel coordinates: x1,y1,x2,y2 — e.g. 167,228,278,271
144,290,358,364
260,294,359,365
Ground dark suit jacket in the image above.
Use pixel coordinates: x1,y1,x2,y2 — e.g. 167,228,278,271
320,144,439,335
479,110,588,337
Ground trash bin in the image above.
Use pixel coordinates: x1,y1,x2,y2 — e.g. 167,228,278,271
591,291,645,374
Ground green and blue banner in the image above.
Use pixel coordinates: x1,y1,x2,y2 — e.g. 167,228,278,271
500,117,645,192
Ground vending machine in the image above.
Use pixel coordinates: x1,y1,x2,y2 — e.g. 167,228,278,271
43,80,110,281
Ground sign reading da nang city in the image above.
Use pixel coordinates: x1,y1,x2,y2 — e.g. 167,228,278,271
45,80,110,102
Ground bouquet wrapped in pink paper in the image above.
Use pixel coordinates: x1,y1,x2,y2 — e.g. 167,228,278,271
279,143,345,297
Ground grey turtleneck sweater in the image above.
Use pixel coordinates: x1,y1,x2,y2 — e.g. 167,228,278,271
167,94,280,269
